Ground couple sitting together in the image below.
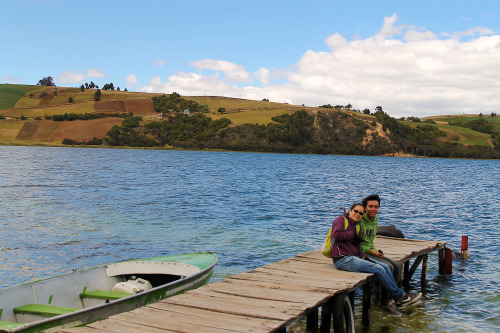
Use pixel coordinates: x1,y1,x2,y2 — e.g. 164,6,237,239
330,194,421,316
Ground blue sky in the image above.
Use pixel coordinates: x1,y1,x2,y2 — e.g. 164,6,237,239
2,0,500,117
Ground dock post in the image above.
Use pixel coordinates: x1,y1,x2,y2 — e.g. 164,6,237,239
319,298,333,333
403,261,409,286
306,308,318,332
362,277,373,327
438,247,453,274
461,236,468,259
421,254,428,287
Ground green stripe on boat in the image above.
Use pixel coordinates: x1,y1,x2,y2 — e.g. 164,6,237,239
136,252,217,270
13,304,78,317
80,290,134,300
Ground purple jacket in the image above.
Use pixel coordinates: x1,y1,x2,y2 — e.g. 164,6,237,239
330,214,365,258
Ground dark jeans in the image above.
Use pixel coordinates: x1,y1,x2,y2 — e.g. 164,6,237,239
334,255,405,304
366,254,402,304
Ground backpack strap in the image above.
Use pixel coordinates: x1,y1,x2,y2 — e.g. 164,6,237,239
344,216,361,234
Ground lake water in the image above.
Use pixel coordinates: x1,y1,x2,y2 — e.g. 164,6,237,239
0,146,498,332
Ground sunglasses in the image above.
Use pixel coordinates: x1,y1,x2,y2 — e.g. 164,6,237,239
353,209,364,216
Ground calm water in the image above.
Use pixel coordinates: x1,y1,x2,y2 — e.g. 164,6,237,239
0,146,498,332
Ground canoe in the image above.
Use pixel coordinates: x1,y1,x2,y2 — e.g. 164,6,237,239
0,252,218,333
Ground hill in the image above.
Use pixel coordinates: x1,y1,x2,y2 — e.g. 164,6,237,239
0,84,498,159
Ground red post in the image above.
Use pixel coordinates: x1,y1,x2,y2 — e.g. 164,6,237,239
445,248,453,274
461,236,468,259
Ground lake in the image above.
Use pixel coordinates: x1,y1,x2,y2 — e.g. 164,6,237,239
0,146,498,332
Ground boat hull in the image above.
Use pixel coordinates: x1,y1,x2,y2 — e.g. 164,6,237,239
0,252,217,333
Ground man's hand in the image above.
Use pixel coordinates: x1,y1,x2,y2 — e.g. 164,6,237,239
353,232,363,244
370,249,384,258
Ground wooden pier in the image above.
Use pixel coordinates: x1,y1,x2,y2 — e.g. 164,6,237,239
61,236,445,333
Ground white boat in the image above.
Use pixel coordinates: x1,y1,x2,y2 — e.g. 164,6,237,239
0,252,218,332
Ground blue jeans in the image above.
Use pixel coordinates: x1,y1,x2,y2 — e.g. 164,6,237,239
334,256,405,303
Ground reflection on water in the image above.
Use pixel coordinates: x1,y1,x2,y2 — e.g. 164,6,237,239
0,146,498,332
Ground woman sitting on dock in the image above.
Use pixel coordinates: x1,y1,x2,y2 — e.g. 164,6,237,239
330,202,420,316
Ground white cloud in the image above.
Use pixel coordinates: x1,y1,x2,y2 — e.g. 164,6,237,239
443,27,495,40
154,59,166,67
190,59,251,83
56,69,105,84
141,15,500,117
4,75,22,83
255,68,270,84
87,68,105,78
57,71,86,84
126,74,139,87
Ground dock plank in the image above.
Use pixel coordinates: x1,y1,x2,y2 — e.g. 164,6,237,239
111,311,237,333
89,318,176,332
146,303,280,332
161,292,297,321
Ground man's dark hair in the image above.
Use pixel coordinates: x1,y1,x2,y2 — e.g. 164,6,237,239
362,194,380,208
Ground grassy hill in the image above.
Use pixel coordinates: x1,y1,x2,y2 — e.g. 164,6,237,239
0,84,44,109
0,84,498,158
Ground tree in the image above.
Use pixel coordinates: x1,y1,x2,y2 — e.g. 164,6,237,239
217,107,226,114
363,108,371,115
102,83,115,90
37,76,56,86
94,89,102,101
68,97,74,103
80,84,85,92
85,83,89,89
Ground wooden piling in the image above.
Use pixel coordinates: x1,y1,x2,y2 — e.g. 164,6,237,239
461,235,468,259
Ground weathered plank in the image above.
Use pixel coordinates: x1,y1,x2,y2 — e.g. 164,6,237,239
89,318,176,332
148,302,282,332
59,328,101,333
111,311,237,333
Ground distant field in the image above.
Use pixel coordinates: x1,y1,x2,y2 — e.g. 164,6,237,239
190,96,309,125
1,102,97,118
0,84,44,109
404,120,492,146
0,119,26,144
432,115,500,124
436,124,492,146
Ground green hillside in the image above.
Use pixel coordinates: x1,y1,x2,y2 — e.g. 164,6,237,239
0,84,44,109
0,84,498,159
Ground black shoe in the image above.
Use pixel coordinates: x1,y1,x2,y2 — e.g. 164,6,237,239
382,300,403,316
397,292,422,307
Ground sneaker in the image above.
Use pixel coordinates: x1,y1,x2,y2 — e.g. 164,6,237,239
381,300,403,316
397,292,422,307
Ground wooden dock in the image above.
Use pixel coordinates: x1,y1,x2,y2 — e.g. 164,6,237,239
61,236,445,333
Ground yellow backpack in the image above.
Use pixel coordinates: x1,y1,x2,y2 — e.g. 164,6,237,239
321,217,360,258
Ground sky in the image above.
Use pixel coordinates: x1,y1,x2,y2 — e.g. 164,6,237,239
2,0,500,118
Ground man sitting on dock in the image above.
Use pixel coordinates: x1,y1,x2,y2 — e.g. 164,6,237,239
330,203,421,316
359,194,403,314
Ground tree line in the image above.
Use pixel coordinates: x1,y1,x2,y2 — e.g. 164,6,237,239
59,96,499,159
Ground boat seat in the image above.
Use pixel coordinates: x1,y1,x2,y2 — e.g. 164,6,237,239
80,290,134,300
13,304,78,317
0,320,23,330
